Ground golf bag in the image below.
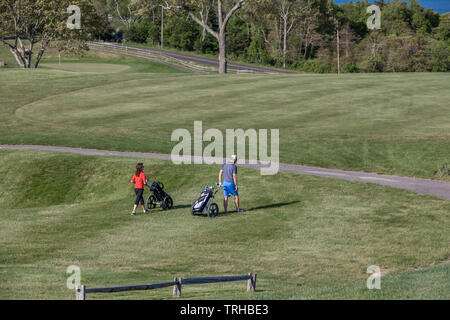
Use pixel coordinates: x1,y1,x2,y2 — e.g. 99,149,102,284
145,180,174,211
191,184,221,217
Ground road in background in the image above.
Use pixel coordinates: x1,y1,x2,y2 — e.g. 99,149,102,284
89,42,295,75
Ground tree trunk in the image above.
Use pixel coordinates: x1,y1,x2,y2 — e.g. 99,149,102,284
283,17,287,68
10,47,25,68
345,32,350,58
1,39,26,68
218,30,227,74
34,48,45,69
26,39,35,68
34,39,49,69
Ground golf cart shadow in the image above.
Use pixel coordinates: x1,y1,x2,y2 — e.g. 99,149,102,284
172,204,193,210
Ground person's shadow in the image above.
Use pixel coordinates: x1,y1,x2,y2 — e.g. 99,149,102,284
227,201,301,214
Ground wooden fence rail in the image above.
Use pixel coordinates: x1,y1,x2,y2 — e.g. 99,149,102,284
76,273,256,300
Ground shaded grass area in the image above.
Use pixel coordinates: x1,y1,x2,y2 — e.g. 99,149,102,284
0,43,185,74
40,50,187,74
0,61,449,179
0,150,448,299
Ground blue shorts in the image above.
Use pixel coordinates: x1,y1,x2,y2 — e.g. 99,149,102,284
223,181,238,197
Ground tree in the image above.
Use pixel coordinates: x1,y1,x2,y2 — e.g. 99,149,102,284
0,0,100,68
435,13,450,41
296,0,323,60
159,1,181,48
247,32,270,64
198,0,213,42
111,0,139,29
340,22,359,59
278,0,300,68
178,0,246,74
227,16,251,57
326,0,342,74
382,1,413,35
125,20,151,42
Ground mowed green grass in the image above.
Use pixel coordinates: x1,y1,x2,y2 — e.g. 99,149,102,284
0,150,448,299
0,51,449,179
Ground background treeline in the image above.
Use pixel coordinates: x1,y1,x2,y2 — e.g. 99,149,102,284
92,0,450,72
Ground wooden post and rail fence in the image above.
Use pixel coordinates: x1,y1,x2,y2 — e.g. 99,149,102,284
75,273,257,300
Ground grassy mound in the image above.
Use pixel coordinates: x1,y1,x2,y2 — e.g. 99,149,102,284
0,150,448,299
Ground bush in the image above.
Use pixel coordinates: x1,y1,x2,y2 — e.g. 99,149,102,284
342,62,359,73
227,17,251,57
426,40,450,72
147,24,161,46
357,54,384,73
194,34,218,54
125,22,150,43
246,33,272,65
165,14,201,51
294,59,332,73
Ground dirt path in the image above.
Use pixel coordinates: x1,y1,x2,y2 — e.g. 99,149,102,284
1,144,450,200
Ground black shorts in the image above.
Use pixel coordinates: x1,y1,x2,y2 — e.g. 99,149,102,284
134,188,145,206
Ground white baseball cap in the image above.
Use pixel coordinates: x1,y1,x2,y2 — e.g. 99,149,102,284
231,155,238,161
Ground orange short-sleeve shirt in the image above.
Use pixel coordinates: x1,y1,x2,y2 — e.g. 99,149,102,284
131,171,147,189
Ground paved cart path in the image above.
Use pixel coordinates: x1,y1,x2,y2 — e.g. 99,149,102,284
88,42,295,74
89,47,208,74
1,144,449,200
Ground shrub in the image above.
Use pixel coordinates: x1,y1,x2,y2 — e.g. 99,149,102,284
342,62,359,73
125,22,150,43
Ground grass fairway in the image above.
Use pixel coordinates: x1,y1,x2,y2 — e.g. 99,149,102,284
39,63,131,74
0,54,449,179
0,150,449,299
0,49,449,300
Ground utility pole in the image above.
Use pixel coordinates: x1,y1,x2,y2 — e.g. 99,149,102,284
160,2,181,49
337,29,341,75
161,6,164,49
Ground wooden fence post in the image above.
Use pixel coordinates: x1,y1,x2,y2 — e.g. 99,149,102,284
247,273,257,292
76,285,86,300
173,278,182,298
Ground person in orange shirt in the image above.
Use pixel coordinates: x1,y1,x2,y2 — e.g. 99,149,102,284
131,162,148,216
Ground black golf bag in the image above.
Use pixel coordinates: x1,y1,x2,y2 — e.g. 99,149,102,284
191,184,220,217
145,181,174,211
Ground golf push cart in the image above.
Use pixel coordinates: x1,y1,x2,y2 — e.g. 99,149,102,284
191,184,222,218
145,179,174,211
